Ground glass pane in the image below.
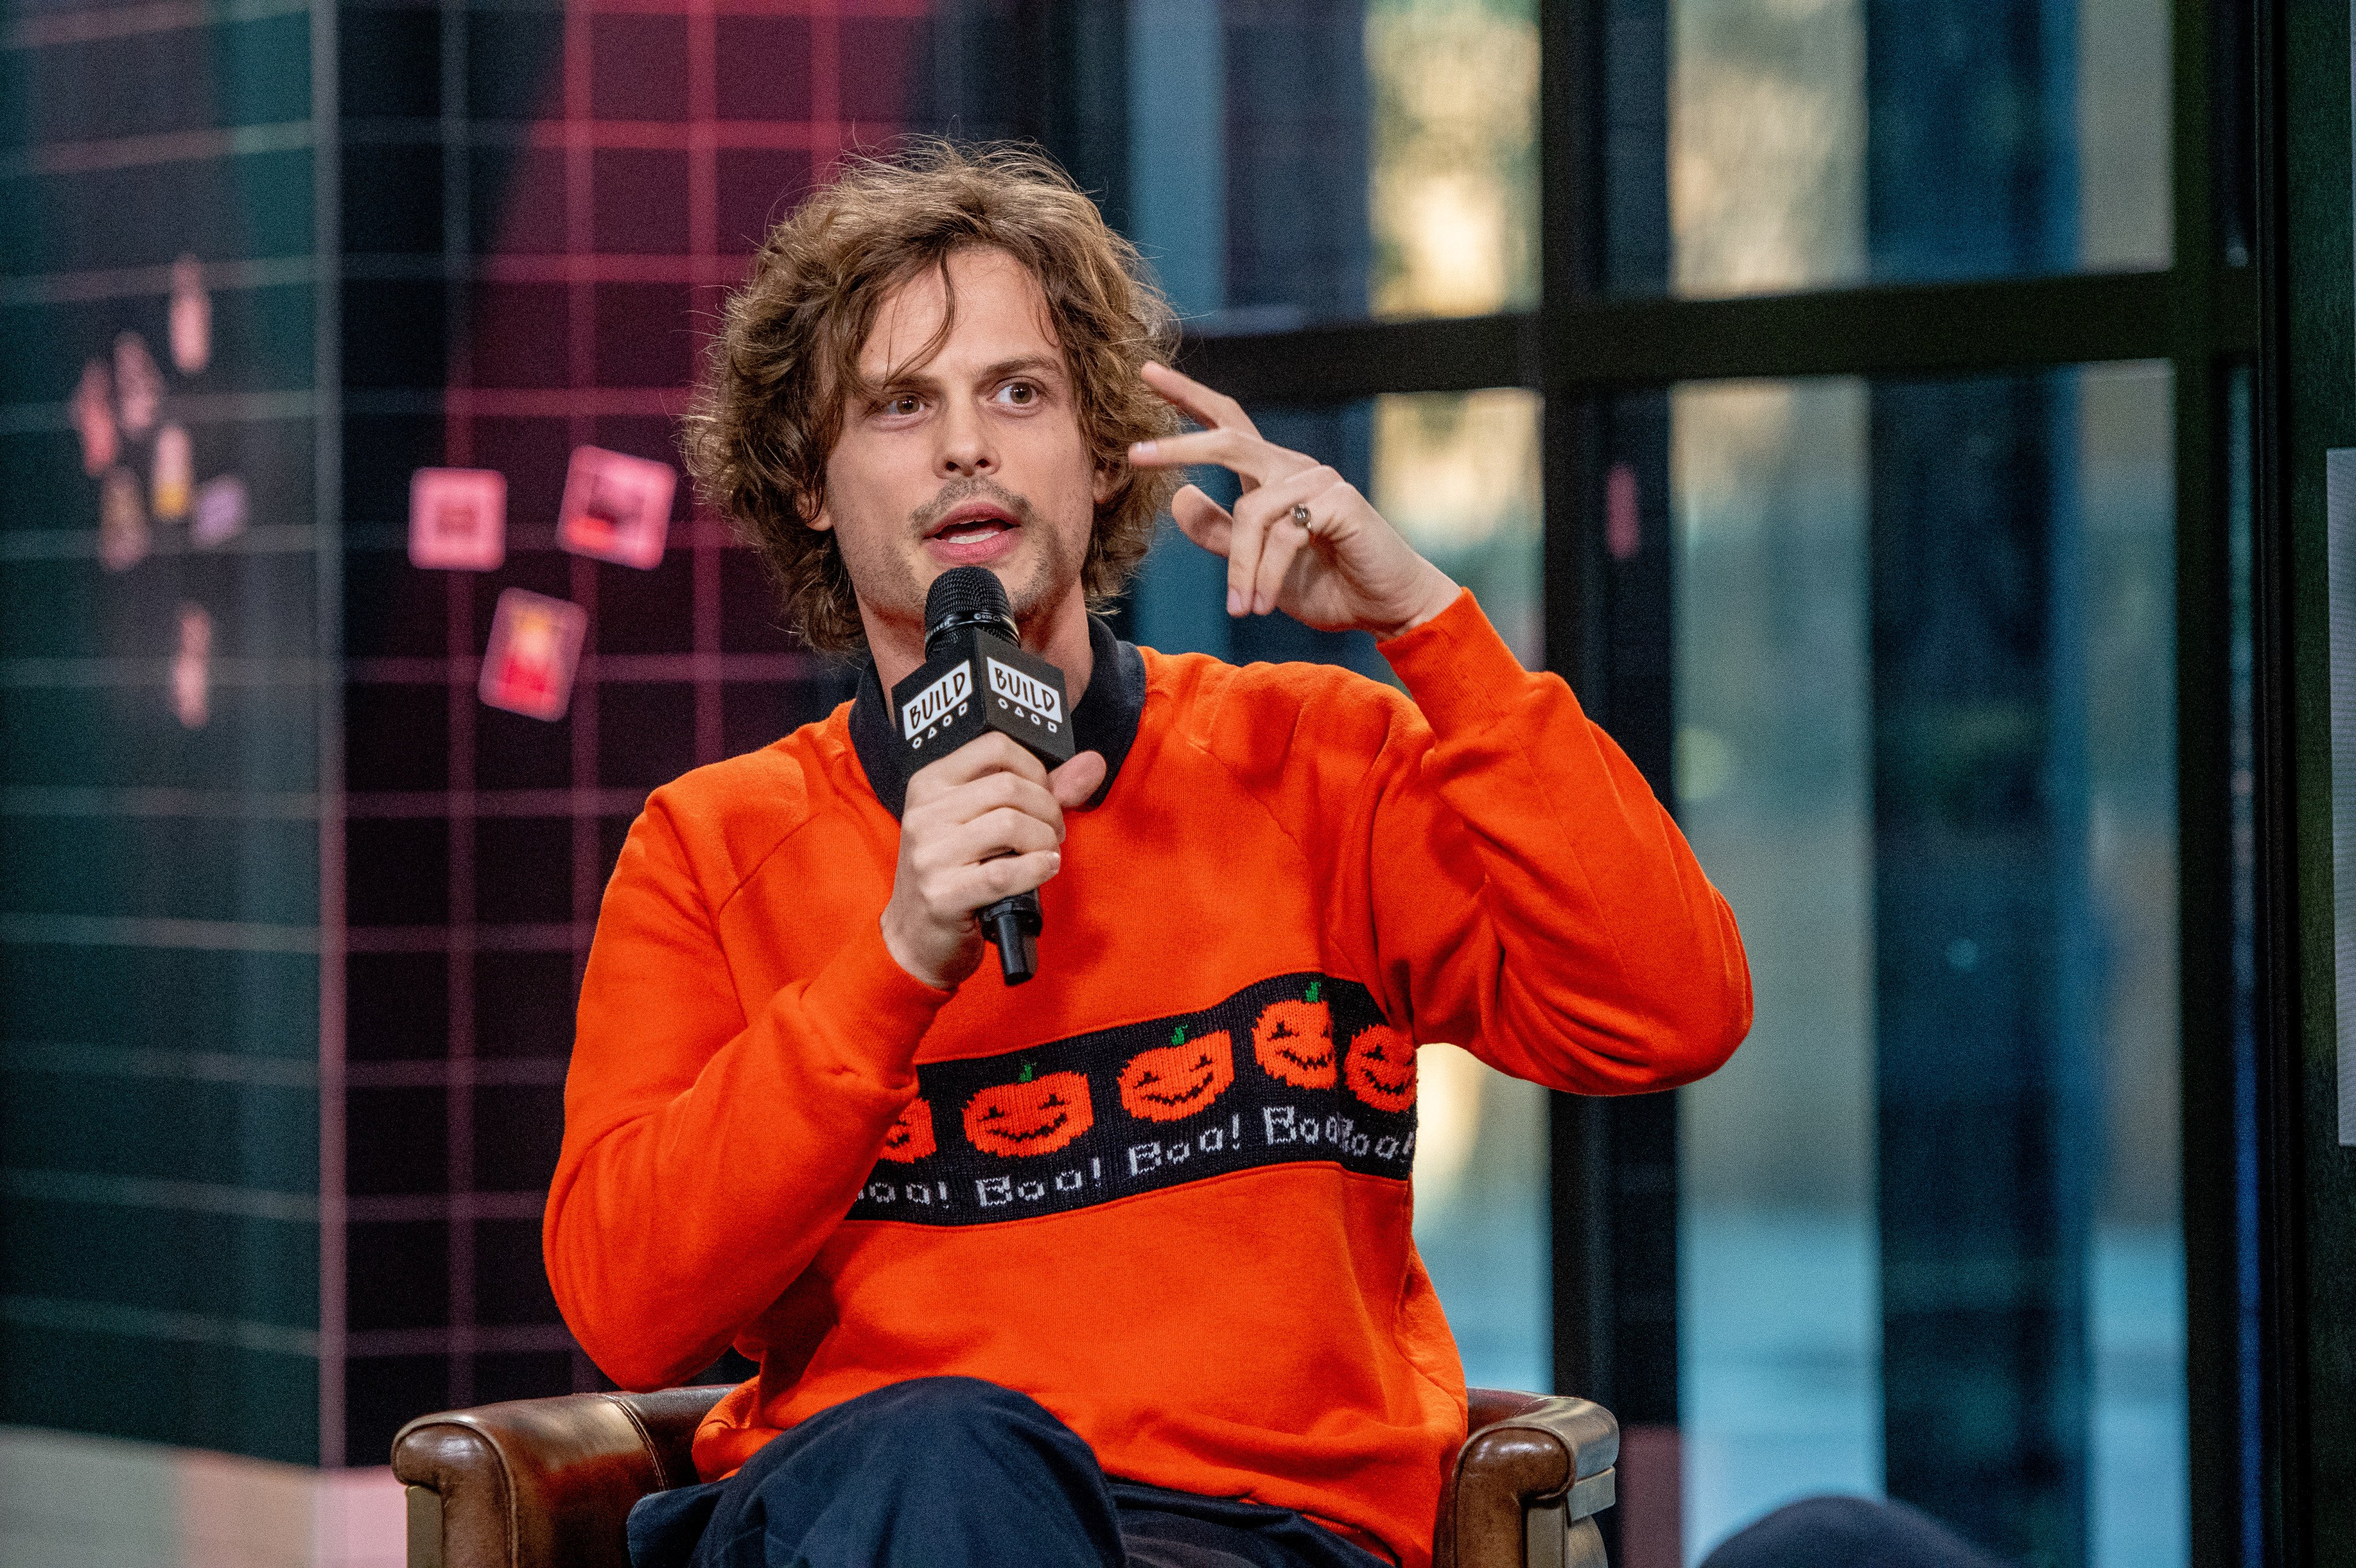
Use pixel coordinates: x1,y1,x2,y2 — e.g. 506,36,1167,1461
1672,377,1880,1541
1126,0,1539,327
1372,388,1544,666
1124,387,1549,1391
2079,362,2185,1568
1666,0,2170,296
1673,364,2183,1568
1414,1045,1551,1392
1379,387,1546,1393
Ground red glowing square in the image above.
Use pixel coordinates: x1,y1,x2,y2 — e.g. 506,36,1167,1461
557,445,674,569
479,588,586,721
408,468,507,571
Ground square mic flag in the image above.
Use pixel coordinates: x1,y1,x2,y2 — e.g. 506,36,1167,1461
408,467,507,571
557,445,674,569
480,588,586,721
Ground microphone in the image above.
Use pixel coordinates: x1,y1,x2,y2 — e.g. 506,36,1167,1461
891,567,1074,985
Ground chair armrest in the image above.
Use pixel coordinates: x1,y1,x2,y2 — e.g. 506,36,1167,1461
1439,1390,1619,1568
392,1386,731,1568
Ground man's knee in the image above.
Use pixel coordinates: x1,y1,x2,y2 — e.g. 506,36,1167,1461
830,1375,1079,1458
850,1375,1061,1433
766,1375,1097,1489
708,1378,1118,1568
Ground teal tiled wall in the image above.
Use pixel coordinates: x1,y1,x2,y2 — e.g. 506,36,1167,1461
1,0,323,1464
7,0,948,1473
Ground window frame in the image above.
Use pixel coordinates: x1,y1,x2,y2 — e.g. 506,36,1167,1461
997,1,2285,1562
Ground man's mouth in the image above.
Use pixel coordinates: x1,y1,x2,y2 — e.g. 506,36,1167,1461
921,499,1025,565
925,503,1019,545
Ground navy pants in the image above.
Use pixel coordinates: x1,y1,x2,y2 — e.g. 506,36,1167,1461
625,1377,1390,1568
627,1376,2008,1568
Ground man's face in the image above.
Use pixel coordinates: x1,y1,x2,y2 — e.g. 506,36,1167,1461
812,246,1112,642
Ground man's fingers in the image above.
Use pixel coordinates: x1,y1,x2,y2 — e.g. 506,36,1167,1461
925,808,1061,874
1251,516,1310,616
920,850,1063,920
952,850,1063,909
1128,427,1315,491
1048,751,1107,810
1129,425,1309,479
918,768,1064,838
1170,485,1235,555
1225,496,1270,618
1139,360,1261,440
908,730,1051,800
1226,465,1339,614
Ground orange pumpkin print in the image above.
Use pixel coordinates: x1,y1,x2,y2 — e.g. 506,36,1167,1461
963,1064,1094,1157
1118,1026,1235,1122
877,1096,936,1164
1252,981,1337,1089
1343,1023,1416,1112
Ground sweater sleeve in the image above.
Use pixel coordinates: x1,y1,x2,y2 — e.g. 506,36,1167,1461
543,793,953,1390
1357,590,1751,1093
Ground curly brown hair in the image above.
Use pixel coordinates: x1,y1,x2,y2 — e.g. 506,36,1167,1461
681,140,1183,653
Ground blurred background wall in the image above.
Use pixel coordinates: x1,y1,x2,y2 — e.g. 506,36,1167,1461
2,0,342,1551
1,3,966,1558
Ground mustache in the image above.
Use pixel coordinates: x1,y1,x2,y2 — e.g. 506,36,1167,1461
909,477,1037,536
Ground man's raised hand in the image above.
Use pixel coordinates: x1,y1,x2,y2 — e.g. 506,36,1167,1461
880,733,1106,991
1127,361,1460,640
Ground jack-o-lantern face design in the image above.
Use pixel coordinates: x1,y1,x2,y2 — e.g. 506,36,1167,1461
878,1096,936,1164
1118,1026,1235,1122
963,1064,1094,1157
1252,981,1337,1089
1343,1024,1416,1113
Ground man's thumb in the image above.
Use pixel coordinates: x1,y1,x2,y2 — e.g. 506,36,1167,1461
1049,750,1108,809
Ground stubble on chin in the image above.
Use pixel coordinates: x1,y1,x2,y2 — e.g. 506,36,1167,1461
831,517,927,644
1005,508,1083,636
898,477,1086,639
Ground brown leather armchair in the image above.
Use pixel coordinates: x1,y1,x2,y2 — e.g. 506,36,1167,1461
392,1385,1616,1568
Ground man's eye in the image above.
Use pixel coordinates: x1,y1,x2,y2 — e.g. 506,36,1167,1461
883,395,922,416
999,383,1037,406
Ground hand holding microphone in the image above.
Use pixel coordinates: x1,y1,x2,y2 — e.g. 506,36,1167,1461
878,568,1103,991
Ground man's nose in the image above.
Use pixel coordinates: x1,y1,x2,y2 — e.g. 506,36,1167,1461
938,398,997,477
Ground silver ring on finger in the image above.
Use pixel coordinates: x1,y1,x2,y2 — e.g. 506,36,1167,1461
1290,502,1313,531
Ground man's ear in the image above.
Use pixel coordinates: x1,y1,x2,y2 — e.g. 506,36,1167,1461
802,489,834,533
1091,459,1121,507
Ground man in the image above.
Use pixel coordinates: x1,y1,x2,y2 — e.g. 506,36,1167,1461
548,141,1751,1568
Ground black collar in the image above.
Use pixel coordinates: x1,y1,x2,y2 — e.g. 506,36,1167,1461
847,616,1147,819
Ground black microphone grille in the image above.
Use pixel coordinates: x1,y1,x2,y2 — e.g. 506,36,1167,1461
923,566,1014,640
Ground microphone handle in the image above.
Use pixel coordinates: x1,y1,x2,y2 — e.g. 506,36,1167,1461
979,889,1043,986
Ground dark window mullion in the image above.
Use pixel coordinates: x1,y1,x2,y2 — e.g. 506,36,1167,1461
1175,313,1534,404
1549,267,2245,383
1179,268,2255,407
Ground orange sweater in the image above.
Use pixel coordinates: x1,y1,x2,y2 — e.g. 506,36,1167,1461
547,590,1749,1567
